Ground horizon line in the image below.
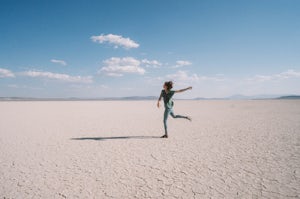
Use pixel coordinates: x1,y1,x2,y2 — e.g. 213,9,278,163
1,95,300,101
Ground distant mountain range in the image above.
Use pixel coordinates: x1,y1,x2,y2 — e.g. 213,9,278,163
0,95,300,101
194,95,300,100
276,95,300,100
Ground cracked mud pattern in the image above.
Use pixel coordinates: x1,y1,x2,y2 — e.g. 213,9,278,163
0,100,299,198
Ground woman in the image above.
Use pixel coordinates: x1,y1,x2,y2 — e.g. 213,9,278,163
157,81,192,138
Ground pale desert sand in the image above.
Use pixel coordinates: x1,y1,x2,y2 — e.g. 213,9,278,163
0,100,299,198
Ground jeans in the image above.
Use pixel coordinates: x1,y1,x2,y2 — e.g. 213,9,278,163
163,108,188,135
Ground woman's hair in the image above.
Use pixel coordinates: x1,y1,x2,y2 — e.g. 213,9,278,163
164,81,173,90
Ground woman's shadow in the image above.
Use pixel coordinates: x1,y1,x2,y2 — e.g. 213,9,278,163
71,135,161,141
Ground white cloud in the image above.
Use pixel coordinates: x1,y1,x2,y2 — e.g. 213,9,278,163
91,34,139,49
99,57,145,77
166,70,225,83
166,70,199,82
51,59,67,66
276,69,300,79
100,84,109,89
141,59,162,68
248,75,273,82
106,73,124,77
173,60,192,68
8,84,43,90
0,68,15,78
22,71,93,83
248,69,300,82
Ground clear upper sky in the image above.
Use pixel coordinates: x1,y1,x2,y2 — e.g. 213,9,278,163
0,0,299,98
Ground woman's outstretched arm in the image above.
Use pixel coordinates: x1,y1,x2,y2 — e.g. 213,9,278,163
175,86,192,93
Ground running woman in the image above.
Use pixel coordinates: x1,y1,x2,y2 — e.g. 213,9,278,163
157,81,192,138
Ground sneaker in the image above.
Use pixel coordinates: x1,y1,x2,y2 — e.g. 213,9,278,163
186,116,192,121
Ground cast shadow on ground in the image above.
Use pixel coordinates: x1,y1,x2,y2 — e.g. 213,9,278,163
71,135,161,141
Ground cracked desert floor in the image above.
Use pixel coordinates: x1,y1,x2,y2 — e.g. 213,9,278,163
0,100,299,198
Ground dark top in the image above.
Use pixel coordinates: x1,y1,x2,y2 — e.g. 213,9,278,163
159,90,175,109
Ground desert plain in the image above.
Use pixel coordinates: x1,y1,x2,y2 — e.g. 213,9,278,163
0,100,299,198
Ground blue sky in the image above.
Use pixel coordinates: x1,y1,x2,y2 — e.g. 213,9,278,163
0,0,300,98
